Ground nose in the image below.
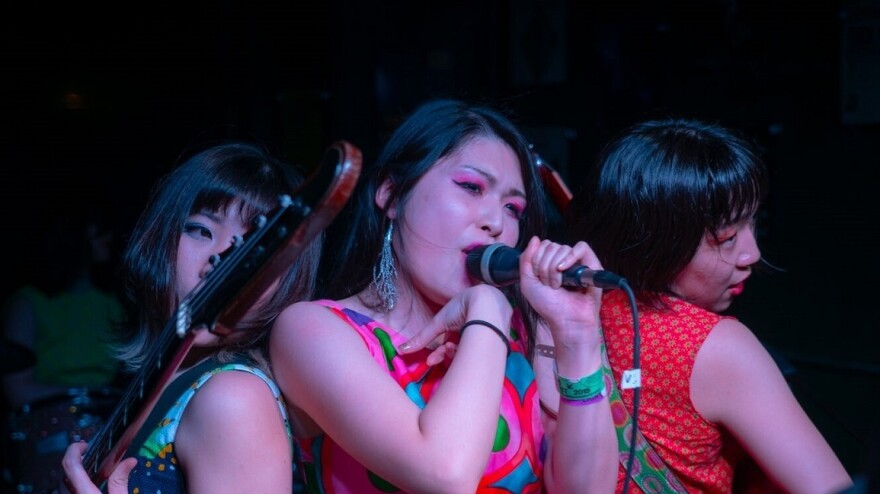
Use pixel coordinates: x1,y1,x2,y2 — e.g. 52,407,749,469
737,227,761,267
480,202,504,237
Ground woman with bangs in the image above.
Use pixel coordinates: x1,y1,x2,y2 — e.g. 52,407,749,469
61,142,320,493
567,118,852,494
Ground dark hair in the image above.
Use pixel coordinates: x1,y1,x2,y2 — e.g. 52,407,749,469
115,142,322,371
567,118,768,308
325,98,547,352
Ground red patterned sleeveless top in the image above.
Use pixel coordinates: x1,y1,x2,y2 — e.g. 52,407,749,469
602,289,738,493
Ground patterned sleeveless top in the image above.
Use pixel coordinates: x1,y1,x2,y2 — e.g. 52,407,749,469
297,300,546,493
601,289,737,493
122,357,302,493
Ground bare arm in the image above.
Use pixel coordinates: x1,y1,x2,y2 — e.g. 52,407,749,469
175,370,293,493
519,237,618,494
271,287,514,494
691,319,853,494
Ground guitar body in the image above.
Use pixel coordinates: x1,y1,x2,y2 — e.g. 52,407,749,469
76,141,362,488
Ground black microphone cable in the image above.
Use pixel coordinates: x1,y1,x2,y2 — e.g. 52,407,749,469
618,279,641,494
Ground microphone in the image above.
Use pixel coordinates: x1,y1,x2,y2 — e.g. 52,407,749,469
466,243,625,290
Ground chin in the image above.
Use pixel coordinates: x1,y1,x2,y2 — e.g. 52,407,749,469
712,299,734,313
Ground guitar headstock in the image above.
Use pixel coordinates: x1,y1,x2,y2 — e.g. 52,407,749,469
530,144,572,215
215,140,361,332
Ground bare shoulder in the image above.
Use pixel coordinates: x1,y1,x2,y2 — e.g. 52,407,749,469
692,317,787,421
273,299,343,342
175,369,288,458
270,297,370,371
698,317,784,379
183,369,282,426
699,318,766,361
276,299,336,326
176,369,293,489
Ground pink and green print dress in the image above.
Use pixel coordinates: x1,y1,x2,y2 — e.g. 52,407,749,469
297,300,546,493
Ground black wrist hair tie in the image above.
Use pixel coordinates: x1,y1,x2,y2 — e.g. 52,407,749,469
460,320,511,356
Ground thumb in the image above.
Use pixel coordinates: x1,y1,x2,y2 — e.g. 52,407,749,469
398,328,435,354
107,458,137,494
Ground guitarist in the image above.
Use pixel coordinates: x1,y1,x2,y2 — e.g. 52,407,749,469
61,142,325,493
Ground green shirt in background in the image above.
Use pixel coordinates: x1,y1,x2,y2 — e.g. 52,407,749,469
16,285,122,387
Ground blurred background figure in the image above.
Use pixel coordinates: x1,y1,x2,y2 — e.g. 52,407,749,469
1,196,124,493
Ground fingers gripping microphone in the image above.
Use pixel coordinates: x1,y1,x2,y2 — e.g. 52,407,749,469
466,244,625,290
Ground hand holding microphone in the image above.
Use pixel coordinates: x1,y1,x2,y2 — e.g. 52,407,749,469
466,243,625,290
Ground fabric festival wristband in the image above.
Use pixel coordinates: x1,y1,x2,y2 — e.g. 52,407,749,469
556,365,606,401
460,320,511,356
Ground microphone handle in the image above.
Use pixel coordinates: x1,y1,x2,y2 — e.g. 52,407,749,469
469,244,624,290
566,265,624,290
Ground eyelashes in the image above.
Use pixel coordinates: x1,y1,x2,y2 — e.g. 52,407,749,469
183,222,212,240
454,179,526,219
456,180,482,194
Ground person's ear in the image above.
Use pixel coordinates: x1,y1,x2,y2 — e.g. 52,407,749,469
375,178,398,220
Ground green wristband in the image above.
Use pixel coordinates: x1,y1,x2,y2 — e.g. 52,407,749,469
556,366,606,401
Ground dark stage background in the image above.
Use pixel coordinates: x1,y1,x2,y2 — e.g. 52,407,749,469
2,0,878,485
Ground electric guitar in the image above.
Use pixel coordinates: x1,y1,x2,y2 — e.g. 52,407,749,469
530,145,573,215
74,140,362,489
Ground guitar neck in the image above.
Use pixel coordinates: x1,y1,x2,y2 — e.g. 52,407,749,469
81,329,196,486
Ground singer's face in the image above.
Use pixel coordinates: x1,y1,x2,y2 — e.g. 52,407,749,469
389,136,526,306
670,216,760,313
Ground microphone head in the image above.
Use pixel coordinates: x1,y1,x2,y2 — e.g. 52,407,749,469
466,243,520,287
465,245,490,284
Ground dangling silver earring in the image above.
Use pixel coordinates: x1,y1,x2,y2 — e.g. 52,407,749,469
372,222,397,311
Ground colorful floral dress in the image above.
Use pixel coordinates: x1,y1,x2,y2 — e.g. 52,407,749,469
297,300,545,493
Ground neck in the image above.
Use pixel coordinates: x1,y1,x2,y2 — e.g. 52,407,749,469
352,283,441,340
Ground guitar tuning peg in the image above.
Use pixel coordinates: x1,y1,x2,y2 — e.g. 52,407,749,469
528,143,546,165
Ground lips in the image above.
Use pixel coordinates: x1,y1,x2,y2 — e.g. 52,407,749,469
464,243,487,254
729,281,745,296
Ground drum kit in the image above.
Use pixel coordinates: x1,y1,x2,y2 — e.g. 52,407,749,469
2,339,119,494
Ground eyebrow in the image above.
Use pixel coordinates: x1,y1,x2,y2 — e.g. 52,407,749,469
465,165,526,200
193,208,226,223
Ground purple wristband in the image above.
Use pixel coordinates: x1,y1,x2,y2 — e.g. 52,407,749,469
559,393,606,406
